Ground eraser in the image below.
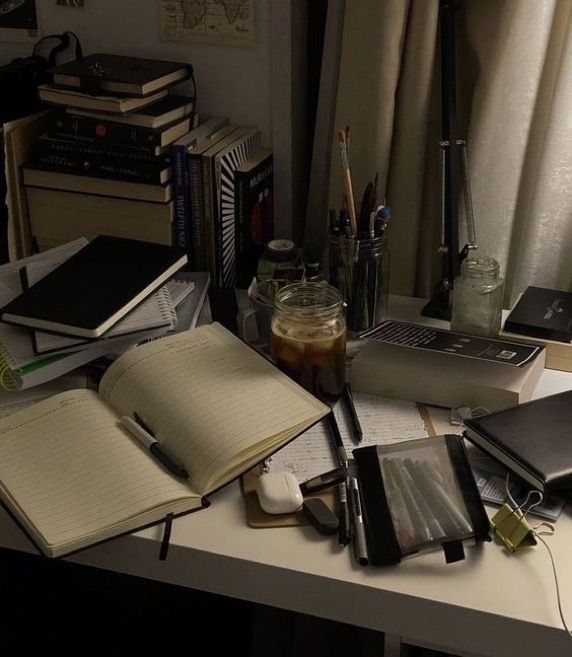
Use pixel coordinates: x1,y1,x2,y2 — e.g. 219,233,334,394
302,498,339,535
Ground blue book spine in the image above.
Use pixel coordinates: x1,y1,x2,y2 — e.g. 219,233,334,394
172,144,192,266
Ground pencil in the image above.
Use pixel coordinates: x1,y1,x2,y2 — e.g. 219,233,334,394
337,129,357,235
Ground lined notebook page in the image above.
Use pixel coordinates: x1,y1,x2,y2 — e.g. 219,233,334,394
0,389,196,553
269,394,430,482
100,323,328,494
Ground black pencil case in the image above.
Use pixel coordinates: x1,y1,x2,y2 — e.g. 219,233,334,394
353,435,490,566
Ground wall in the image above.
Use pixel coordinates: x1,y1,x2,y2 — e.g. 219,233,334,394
0,0,272,143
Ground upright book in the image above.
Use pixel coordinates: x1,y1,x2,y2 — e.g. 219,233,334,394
50,54,192,96
234,148,273,288
0,323,328,558
1,236,187,338
464,390,572,493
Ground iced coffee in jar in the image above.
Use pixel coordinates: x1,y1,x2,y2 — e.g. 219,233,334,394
271,282,346,405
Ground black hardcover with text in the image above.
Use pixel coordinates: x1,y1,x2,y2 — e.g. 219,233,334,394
504,286,572,343
0,236,187,338
464,391,572,493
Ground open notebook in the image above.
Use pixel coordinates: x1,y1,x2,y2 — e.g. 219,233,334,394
0,323,328,558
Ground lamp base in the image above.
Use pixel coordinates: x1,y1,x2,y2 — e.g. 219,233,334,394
421,281,451,320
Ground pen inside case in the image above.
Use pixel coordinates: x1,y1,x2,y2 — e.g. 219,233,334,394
353,435,490,565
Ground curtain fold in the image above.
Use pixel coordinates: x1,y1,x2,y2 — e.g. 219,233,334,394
328,0,572,302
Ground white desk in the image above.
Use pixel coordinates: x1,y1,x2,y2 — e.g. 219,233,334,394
0,297,571,657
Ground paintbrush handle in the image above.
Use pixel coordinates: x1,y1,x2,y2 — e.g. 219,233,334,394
342,168,357,235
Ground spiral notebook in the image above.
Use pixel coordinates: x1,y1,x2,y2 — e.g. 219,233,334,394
0,240,175,389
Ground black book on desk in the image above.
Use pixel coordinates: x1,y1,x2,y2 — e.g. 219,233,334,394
504,286,572,343
0,236,187,338
464,390,572,494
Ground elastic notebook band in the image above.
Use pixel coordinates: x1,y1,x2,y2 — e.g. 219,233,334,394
159,513,174,561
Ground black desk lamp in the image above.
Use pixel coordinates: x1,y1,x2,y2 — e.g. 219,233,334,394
422,0,477,320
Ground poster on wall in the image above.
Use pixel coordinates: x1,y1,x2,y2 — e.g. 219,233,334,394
160,0,255,47
0,0,39,43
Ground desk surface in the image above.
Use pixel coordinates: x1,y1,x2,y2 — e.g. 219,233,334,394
1,296,571,657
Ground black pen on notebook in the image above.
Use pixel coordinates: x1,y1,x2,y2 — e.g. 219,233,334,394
342,383,363,443
121,413,189,479
326,413,351,547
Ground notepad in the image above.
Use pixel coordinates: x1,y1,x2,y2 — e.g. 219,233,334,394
1,236,188,338
0,323,328,558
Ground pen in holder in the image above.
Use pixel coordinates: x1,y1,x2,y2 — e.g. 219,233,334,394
328,233,389,335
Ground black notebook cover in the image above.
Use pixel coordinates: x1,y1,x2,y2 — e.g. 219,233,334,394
51,54,190,96
1,236,187,338
505,286,572,343
464,391,572,493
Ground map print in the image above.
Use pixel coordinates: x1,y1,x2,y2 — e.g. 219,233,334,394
160,0,255,46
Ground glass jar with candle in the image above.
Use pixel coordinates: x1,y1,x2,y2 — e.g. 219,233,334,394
451,256,504,337
270,282,346,405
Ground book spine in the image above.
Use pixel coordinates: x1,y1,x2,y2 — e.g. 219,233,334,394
202,156,218,284
172,144,192,266
235,156,273,288
36,138,168,164
189,153,206,271
234,171,249,288
48,113,161,151
30,154,168,185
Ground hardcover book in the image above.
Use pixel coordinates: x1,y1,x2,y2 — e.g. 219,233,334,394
50,54,191,96
23,167,173,203
464,391,572,493
214,129,262,288
38,85,168,114
234,148,273,288
0,323,328,558
504,286,572,343
49,110,191,150
68,94,195,129
1,236,187,338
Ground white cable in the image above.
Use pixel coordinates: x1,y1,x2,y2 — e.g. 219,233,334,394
503,473,572,641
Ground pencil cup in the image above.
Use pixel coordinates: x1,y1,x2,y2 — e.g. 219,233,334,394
328,234,389,335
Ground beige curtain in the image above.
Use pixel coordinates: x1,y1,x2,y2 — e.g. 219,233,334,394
329,0,572,304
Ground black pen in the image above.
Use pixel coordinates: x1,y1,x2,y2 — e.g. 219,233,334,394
342,383,363,443
300,467,345,495
326,413,351,546
121,414,189,479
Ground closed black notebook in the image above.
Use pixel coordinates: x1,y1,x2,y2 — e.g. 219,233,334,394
51,53,191,96
504,286,572,343
1,236,187,338
464,391,572,493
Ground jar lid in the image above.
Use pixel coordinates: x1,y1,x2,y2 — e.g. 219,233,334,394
264,239,297,262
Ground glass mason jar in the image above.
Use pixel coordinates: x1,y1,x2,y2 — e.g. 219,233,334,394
451,256,504,337
270,282,346,405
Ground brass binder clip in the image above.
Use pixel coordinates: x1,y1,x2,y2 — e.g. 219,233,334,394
490,503,537,551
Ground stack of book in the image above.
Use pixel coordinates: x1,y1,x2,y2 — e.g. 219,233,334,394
0,237,210,391
21,54,196,250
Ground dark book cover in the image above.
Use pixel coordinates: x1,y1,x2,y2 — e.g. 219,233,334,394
51,54,191,96
234,149,273,288
1,236,187,338
215,129,261,288
66,95,194,130
49,108,191,150
464,391,572,493
30,137,171,184
505,286,572,343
